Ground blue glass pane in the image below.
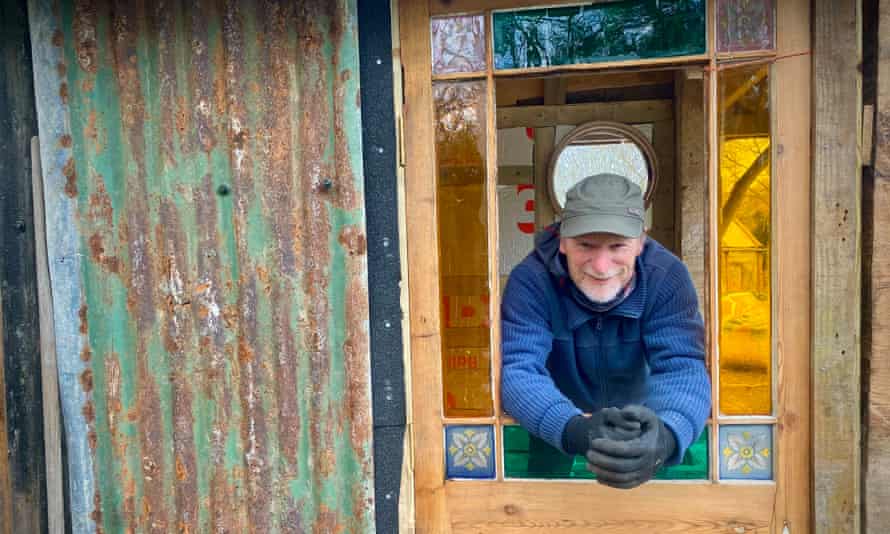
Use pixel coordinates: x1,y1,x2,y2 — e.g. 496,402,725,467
493,0,707,70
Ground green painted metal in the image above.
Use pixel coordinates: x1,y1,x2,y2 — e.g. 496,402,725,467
29,1,373,531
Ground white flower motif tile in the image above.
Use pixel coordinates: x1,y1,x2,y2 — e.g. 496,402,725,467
719,425,772,480
445,425,495,479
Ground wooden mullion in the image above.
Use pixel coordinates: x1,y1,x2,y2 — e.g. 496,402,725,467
812,1,862,532
432,71,487,82
706,0,721,485
400,1,451,531
493,55,711,78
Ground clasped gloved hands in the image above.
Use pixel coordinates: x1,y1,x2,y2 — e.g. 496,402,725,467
561,407,642,456
584,404,677,490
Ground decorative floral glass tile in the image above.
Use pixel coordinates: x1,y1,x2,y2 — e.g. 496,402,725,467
445,425,495,479
431,15,486,75
719,425,773,480
493,0,706,70
717,0,774,52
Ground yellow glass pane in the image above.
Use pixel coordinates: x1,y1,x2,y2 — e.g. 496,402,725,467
717,65,772,415
434,81,493,417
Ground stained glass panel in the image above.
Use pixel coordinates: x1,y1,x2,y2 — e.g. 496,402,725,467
502,425,709,480
719,425,773,480
435,82,493,417
717,0,774,53
717,65,772,415
432,15,487,75
445,425,496,479
492,1,706,70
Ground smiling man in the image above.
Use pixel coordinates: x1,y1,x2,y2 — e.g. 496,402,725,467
501,173,711,489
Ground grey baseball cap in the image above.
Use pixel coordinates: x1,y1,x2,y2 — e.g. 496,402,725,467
560,173,645,238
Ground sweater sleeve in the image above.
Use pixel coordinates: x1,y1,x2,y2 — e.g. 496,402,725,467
500,264,582,452
643,260,711,465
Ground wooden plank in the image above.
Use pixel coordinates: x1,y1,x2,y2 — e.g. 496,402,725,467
866,2,890,531
400,1,450,531
812,0,862,532
495,71,674,107
532,79,565,228
446,481,776,533
675,71,707,314
649,119,675,251
498,165,533,185
773,0,813,531
498,99,673,128
31,137,65,534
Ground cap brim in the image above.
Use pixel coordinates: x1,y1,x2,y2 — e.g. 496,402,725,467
560,214,643,238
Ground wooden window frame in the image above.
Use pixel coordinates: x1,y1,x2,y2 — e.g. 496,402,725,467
399,0,813,531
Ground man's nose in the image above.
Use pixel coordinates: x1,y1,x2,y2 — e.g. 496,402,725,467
590,251,611,274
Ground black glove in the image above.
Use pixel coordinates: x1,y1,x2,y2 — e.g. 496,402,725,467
561,407,642,456
584,405,676,489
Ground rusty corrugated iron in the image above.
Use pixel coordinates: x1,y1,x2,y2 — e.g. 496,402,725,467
29,0,374,531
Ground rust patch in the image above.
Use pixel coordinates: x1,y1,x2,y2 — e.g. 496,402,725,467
80,368,94,392
80,345,92,362
72,0,98,74
87,429,97,450
82,400,95,423
79,304,88,334
84,110,98,140
63,158,78,197
88,179,114,227
59,134,72,148
237,336,253,364
59,82,68,104
337,225,366,257
313,505,345,534
52,29,63,47
56,61,67,78
88,233,122,274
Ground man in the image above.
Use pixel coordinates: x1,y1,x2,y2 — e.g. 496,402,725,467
501,173,711,489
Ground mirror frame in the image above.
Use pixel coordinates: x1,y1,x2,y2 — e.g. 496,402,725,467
546,120,660,214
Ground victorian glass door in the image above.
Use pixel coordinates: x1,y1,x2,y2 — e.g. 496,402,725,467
399,1,811,531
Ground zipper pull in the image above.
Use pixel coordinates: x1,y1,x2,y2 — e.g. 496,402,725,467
596,316,603,330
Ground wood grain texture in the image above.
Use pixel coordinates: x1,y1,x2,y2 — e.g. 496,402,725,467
498,100,673,129
812,0,862,532
772,0,813,531
866,1,890,531
401,1,450,531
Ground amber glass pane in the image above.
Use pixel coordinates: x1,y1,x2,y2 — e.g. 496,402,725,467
717,0,774,53
431,15,486,75
435,82,493,417
503,425,709,480
717,65,771,415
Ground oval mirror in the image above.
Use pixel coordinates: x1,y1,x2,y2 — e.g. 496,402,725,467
547,121,658,214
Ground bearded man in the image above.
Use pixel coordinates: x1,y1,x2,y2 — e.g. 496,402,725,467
500,173,711,489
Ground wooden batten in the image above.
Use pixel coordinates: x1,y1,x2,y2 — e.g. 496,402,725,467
812,0,862,532
400,0,451,531
773,0,813,531
866,2,890,532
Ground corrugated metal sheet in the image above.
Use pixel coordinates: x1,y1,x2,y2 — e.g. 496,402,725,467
28,0,374,532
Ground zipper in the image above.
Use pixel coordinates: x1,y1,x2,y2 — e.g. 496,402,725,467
595,315,606,404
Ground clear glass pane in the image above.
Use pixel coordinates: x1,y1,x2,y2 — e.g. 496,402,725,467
432,15,486,75
435,81,493,417
493,1,706,70
717,65,771,415
503,425,710,480
719,424,773,480
717,0,774,53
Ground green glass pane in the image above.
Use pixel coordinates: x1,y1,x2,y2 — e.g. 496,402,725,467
493,0,706,70
503,425,709,480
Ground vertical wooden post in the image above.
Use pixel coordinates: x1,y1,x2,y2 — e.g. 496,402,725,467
0,291,10,534
399,1,450,531
866,1,890,531
533,78,566,228
812,0,862,532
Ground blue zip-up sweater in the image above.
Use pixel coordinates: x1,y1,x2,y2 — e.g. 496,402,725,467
501,225,711,464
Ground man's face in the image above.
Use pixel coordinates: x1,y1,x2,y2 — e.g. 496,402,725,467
559,232,645,303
